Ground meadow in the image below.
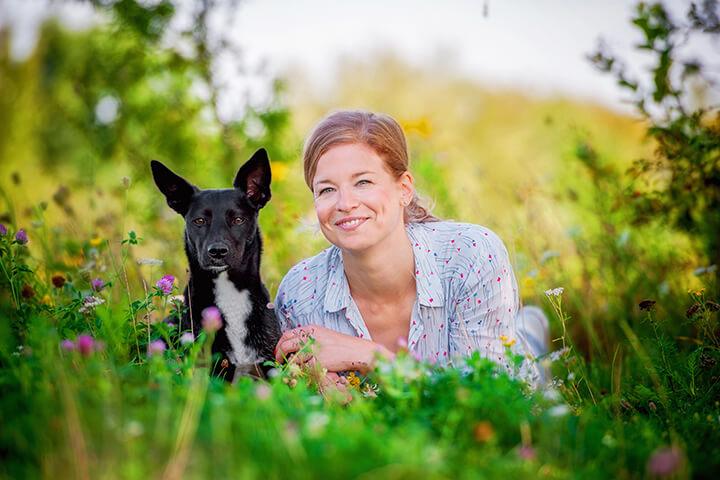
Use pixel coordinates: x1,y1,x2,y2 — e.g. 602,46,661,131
1,2,719,479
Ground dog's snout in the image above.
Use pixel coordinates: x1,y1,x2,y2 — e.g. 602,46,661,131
208,243,229,259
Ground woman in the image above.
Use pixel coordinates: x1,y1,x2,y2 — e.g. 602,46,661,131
273,110,546,388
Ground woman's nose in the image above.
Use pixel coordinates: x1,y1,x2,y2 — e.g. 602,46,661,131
335,187,358,211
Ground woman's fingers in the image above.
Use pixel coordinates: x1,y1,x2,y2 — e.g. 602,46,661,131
275,326,319,362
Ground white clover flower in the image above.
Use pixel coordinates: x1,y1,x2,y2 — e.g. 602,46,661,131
549,346,570,362
137,258,163,266
548,404,570,417
544,287,564,297
79,296,106,313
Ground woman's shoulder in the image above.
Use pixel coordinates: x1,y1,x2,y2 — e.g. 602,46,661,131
408,220,508,253
274,246,340,312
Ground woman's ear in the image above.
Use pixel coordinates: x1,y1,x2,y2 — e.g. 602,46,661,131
398,171,414,205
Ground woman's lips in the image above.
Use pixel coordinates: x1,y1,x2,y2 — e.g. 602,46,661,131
335,217,368,231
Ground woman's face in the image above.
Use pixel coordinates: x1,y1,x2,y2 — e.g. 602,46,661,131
312,143,413,254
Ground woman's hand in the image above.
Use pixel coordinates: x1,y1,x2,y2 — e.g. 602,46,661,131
274,325,392,374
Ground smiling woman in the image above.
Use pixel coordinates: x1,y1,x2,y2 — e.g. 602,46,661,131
274,110,548,392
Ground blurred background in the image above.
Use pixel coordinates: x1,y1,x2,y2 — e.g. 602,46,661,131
1,0,718,360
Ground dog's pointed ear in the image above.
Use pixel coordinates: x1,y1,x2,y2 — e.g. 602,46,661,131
150,160,198,216
233,148,272,209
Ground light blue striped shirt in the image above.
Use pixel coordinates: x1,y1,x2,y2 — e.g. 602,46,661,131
274,221,522,373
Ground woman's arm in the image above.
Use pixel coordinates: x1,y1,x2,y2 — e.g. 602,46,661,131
274,325,393,374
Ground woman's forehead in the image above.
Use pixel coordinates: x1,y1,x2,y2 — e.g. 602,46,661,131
314,144,387,180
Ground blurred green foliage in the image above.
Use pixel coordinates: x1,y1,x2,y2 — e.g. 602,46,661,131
0,0,719,479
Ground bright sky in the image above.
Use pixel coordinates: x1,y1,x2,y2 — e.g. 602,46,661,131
2,0,716,120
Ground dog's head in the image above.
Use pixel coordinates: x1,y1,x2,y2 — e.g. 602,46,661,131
150,148,271,274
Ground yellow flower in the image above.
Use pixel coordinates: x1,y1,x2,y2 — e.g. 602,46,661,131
346,371,361,388
90,237,103,247
522,277,535,289
40,294,53,306
499,335,509,342
503,339,516,347
270,162,289,181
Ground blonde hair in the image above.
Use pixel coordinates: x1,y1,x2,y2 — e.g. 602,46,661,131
302,110,439,223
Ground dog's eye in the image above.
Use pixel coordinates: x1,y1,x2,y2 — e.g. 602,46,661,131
192,218,205,226
233,217,245,225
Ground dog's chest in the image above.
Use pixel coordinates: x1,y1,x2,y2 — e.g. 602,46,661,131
213,272,260,365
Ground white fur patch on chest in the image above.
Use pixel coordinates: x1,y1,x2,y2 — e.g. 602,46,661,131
214,272,259,365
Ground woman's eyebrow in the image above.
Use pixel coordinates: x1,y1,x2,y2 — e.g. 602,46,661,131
314,171,375,186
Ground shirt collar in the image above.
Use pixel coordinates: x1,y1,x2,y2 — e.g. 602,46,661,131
407,223,445,307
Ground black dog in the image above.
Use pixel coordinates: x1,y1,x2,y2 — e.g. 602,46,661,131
151,149,281,381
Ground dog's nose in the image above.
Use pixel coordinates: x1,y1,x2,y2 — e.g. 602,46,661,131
208,243,229,259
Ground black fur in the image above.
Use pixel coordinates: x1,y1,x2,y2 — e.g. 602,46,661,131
150,148,281,381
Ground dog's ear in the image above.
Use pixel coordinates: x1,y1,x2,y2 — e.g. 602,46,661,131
233,148,272,209
150,160,198,216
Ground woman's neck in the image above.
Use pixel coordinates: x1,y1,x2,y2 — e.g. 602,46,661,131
341,225,416,302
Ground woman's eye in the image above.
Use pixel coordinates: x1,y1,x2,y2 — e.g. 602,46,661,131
233,217,245,225
192,218,205,226
318,187,334,195
356,179,371,186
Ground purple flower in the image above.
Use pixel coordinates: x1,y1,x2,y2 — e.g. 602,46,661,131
76,334,95,357
15,230,28,245
147,340,167,356
518,445,537,461
0,224,7,236
91,278,105,292
201,306,223,332
180,332,194,344
61,339,76,352
648,446,683,477
155,274,175,295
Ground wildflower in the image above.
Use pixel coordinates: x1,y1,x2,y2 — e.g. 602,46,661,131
79,295,105,313
362,383,379,397
472,421,495,443
255,383,272,400
40,294,53,306
90,237,103,247
647,446,683,477
639,299,656,312
155,275,175,295
687,288,705,296
15,230,28,244
201,306,222,332
346,372,361,388
137,258,163,266
549,347,570,362
522,276,535,289
305,412,330,436
503,338,516,347
0,224,6,236
548,404,570,417
179,332,194,345
396,337,408,350
91,278,105,292
52,274,66,288
518,445,537,461
147,340,167,356
122,176,131,188
76,334,95,357
544,287,564,297
61,339,76,352
21,284,35,298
